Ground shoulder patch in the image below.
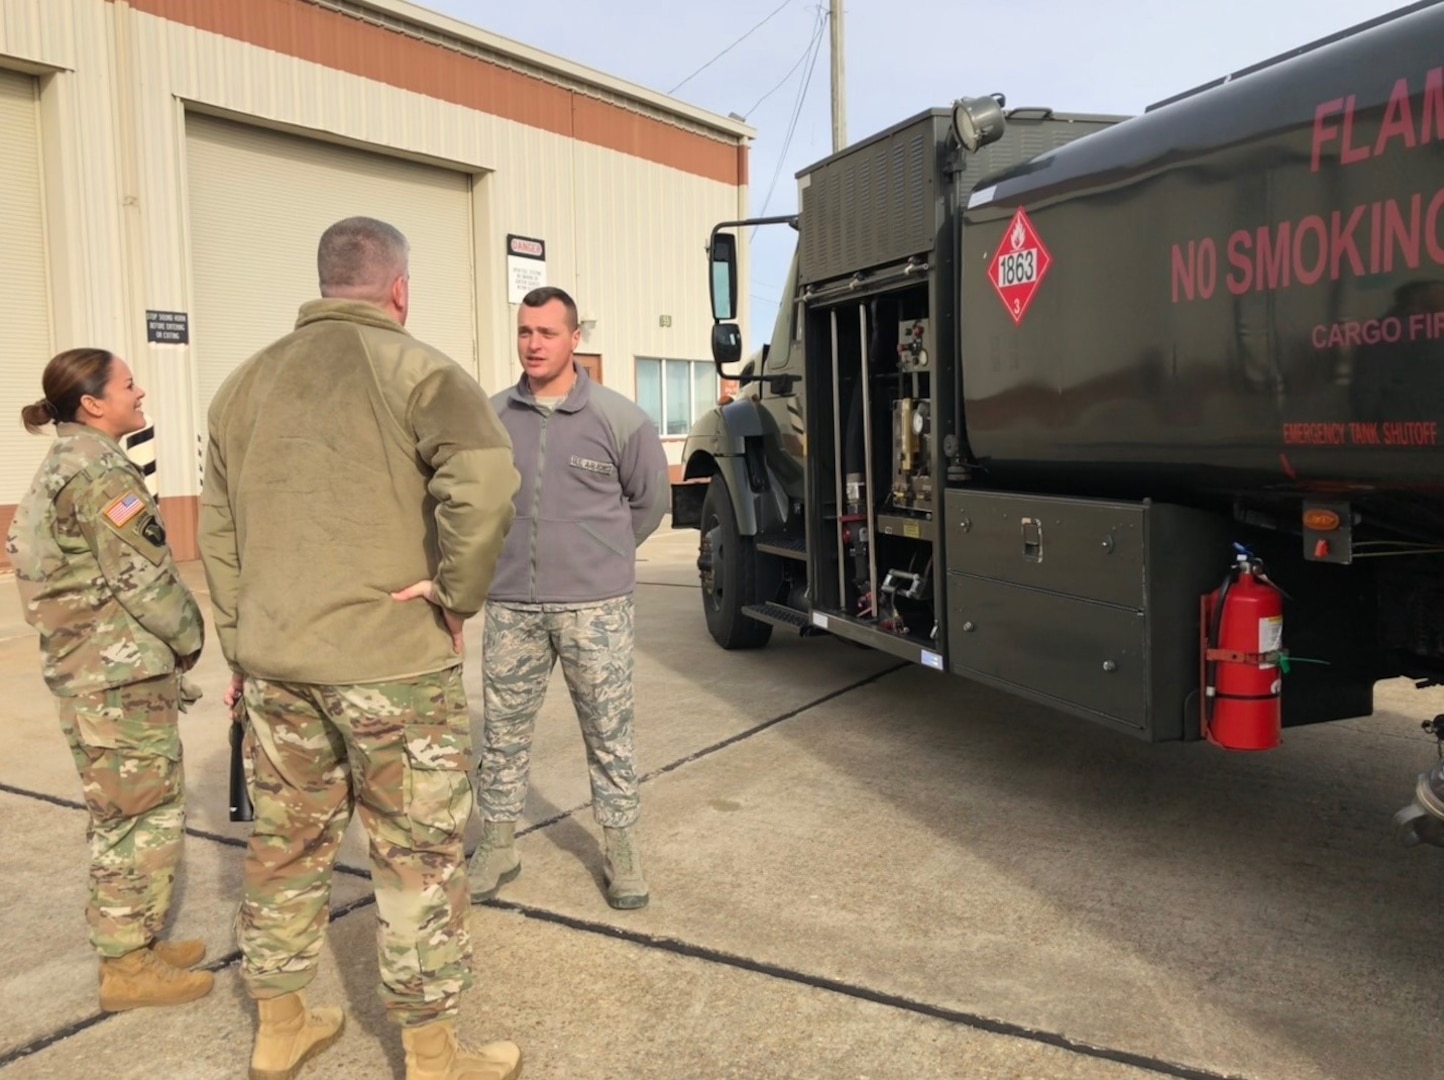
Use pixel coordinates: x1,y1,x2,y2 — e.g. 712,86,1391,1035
140,515,167,546
104,492,146,528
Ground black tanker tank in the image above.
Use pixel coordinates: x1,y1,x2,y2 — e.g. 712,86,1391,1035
959,2,1444,521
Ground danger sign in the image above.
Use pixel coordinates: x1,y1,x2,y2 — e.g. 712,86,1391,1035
988,207,1051,325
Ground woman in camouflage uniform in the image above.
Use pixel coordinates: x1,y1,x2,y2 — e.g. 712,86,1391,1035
6,348,213,1012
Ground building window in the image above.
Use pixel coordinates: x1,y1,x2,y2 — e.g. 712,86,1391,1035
636,357,717,436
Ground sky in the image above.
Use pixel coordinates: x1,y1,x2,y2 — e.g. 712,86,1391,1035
421,0,1413,348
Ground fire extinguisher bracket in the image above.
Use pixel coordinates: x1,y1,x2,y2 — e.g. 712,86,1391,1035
1204,648,1285,665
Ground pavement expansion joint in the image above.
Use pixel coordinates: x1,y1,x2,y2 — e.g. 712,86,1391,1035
0,892,383,1069
1,662,912,1071
200,949,244,973
0,1013,110,1070
3,663,964,1075
496,663,911,846
0,779,370,880
0,780,87,814
0,875,1259,1080
482,896,1252,1080
635,661,909,788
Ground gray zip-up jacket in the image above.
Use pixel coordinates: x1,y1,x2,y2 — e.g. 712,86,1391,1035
489,363,669,603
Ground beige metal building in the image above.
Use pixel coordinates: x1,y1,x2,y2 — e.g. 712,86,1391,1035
0,0,752,564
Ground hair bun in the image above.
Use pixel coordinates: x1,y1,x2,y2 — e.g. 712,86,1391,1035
40,398,57,419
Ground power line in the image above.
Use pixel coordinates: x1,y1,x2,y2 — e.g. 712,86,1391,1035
754,6,827,229
740,16,821,118
668,0,795,95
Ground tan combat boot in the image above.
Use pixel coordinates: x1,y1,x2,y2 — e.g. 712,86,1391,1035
467,820,520,902
249,991,345,1080
602,825,649,910
402,1018,522,1080
151,938,206,968
98,947,214,1011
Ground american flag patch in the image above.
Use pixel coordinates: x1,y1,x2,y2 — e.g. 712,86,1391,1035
104,493,144,527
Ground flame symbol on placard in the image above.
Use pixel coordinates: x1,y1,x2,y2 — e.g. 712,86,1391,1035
1010,219,1026,251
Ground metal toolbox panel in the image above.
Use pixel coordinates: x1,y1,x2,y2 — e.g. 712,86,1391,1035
796,110,1120,287
948,573,1148,729
944,489,1146,608
798,113,940,287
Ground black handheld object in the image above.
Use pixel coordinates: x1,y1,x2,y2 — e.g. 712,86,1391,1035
229,704,254,823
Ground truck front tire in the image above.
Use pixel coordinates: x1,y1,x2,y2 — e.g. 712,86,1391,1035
698,476,772,650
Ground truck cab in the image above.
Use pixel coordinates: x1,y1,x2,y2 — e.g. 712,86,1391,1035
674,103,1122,663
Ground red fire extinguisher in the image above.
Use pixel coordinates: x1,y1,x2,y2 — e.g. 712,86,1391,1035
1202,547,1285,751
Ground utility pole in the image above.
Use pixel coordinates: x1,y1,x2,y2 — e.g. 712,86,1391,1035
829,0,846,152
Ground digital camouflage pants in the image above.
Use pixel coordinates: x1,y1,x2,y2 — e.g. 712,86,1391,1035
56,674,185,959
238,667,475,1026
478,597,638,828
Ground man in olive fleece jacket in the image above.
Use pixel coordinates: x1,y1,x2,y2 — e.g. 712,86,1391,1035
199,301,515,684
198,217,524,1080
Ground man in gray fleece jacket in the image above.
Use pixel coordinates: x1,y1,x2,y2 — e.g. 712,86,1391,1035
470,286,668,910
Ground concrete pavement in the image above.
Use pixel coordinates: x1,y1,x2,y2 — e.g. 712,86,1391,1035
1,525,1441,1079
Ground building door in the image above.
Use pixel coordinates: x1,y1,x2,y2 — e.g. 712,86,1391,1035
0,70,50,569
185,113,476,448
576,353,603,385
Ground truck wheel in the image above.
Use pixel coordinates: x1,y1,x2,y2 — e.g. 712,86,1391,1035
698,476,772,649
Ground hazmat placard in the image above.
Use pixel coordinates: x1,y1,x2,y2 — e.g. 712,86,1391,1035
988,208,1051,326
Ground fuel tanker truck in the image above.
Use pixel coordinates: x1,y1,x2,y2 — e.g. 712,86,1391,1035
670,0,1444,843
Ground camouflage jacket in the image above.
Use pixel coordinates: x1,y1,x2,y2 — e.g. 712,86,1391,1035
6,423,204,695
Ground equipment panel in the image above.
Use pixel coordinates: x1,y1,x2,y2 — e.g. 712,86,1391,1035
943,488,1236,740
796,109,1118,288
947,574,1147,730
946,490,1146,608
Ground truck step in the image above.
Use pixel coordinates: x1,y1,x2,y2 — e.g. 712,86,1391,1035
755,533,808,560
742,602,812,630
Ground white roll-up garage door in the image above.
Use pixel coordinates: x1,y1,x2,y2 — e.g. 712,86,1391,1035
185,113,476,440
1,70,52,506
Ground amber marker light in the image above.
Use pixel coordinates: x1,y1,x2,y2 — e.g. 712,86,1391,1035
1303,509,1341,531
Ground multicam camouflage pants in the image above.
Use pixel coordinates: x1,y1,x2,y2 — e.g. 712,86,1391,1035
238,667,475,1025
478,596,638,828
56,674,185,958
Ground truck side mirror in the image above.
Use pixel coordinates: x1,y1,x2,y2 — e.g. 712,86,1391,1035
709,231,738,321
711,323,742,367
